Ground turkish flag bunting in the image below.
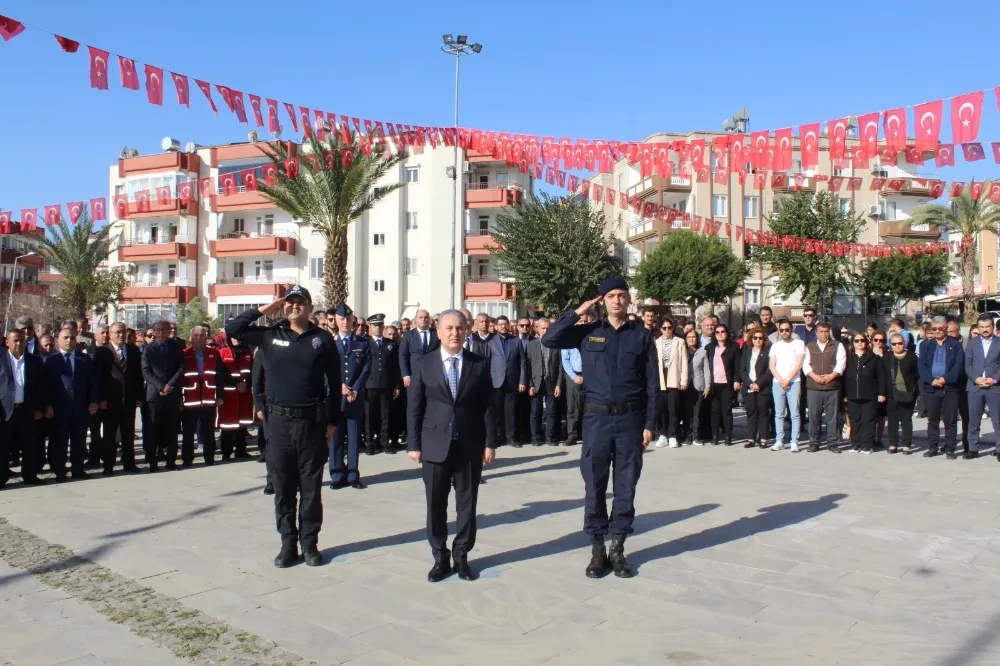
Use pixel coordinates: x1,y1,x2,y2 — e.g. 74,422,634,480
905,146,926,165
341,147,355,168
153,186,169,205
544,168,555,185
20,209,37,231
247,94,264,128
606,188,616,206
696,165,710,183
653,144,669,178
619,192,629,211
112,194,128,218
567,174,579,192
134,191,150,212
118,56,139,90
951,91,984,144
170,72,189,107
712,135,729,166
971,181,985,200
89,197,106,221
750,131,769,168
198,178,215,201
797,123,819,169
231,91,248,124
284,159,299,178
0,14,26,41
914,99,943,151
580,180,590,198
65,202,84,224
886,179,905,191
771,172,787,189
935,144,956,168
689,139,706,170
282,102,298,131
988,182,1000,203
261,163,278,187
177,181,194,205
772,128,792,171
991,143,1000,165
0,212,9,233
847,177,863,191
219,173,237,196
263,99,280,133
312,110,326,140
715,166,729,185
870,178,887,191
828,176,844,192
878,146,899,166
828,118,849,159
626,142,640,164
43,205,61,227
297,107,312,138
656,205,667,221
883,108,907,150
55,35,79,52
729,135,746,168
341,115,353,143
556,170,567,188
215,85,235,112
240,168,258,191
533,164,543,180
144,65,164,106
852,146,869,169
642,201,655,219
857,112,880,158
951,182,966,198
737,168,747,185
87,47,110,90
753,172,766,190
195,80,218,114
793,175,807,191
577,143,590,172
929,180,946,198
962,143,985,162
593,184,604,201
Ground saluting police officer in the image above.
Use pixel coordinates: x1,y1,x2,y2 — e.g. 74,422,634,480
328,304,372,489
365,314,400,455
225,286,340,568
542,275,658,579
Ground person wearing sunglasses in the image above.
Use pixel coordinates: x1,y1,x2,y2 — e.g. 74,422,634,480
870,330,888,448
768,323,806,451
654,317,687,448
917,316,964,458
884,332,918,455
803,322,846,453
740,325,772,448
843,334,886,454
704,324,740,446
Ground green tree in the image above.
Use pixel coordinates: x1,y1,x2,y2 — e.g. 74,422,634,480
859,251,950,315
751,190,866,311
174,297,223,340
912,191,1000,322
256,134,405,307
490,193,620,315
35,207,120,319
632,231,749,313
91,267,130,323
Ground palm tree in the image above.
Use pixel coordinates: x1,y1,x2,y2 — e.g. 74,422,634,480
912,191,1000,322
35,207,119,318
256,132,405,307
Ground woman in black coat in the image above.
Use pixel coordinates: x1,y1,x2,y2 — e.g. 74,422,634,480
704,324,741,446
740,325,773,449
843,333,887,453
883,332,919,455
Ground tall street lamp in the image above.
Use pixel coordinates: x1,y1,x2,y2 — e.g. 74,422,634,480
441,34,482,309
3,251,38,336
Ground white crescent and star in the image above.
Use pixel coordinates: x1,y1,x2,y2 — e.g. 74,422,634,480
864,121,878,144
921,111,936,134
959,102,975,126
887,115,900,135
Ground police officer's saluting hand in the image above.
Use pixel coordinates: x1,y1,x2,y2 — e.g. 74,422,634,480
542,275,659,580
226,286,341,569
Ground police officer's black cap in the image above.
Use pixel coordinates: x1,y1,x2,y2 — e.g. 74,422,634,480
598,275,629,297
333,304,354,317
367,313,385,325
284,285,312,304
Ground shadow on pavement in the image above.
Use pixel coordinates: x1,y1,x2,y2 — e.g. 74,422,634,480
98,506,217,539
0,541,120,589
363,451,569,486
937,611,1000,666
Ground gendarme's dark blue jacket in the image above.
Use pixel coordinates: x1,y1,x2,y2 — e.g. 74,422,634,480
542,310,659,430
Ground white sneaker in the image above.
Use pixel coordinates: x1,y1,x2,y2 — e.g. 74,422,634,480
693,440,705,446
770,443,784,451
790,444,800,453
668,438,680,448
655,435,669,448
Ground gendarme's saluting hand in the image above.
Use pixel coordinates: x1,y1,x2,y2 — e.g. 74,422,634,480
575,295,603,317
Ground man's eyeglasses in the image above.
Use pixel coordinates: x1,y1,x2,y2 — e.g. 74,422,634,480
932,327,945,332
518,324,530,327
890,341,905,346
779,328,792,333
853,338,867,344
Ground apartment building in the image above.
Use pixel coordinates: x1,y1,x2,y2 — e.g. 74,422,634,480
0,229,48,328
589,130,945,320
105,138,532,330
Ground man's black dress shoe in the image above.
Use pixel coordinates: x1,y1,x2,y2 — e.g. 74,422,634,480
263,482,274,495
303,546,322,567
351,479,367,490
274,544,301,568
454,558,477,581
427,561,452,583
964,451,979,460
22,478,47,486
329,480,348,490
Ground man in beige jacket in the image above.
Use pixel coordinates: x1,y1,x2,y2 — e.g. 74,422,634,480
654,317,688,448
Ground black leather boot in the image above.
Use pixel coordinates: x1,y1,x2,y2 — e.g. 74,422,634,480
609,534,634,579
274,540,300,568
585,535,610,579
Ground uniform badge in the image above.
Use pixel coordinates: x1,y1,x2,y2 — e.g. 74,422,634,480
587,336,606,343
312,337,322,349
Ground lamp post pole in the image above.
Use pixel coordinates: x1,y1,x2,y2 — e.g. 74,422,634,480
3,251,36,336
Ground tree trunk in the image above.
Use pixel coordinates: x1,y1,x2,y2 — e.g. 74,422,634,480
322,227,350,308
963,235,977,324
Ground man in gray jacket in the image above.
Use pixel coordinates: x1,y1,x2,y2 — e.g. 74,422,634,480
486,316,527,447
527,318,564,445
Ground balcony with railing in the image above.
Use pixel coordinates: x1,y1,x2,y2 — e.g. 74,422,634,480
462,274,517,300
463,227,499,255
121,276,197,303
118,152,201,178
116,189,197,219
465,179,526,209
38,263,65,283
0,246,43,268
209,141,297,167
0,274,47,296
210,230,297,258
772,176,817,194
879,219,941,241
209,182,277,213
117,234,197,262
626,174,692,202
880,177,937,197
209,273,297,300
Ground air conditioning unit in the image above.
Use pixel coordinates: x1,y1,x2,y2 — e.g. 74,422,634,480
462,254,470,266
462,161,470,173
869,205,879,215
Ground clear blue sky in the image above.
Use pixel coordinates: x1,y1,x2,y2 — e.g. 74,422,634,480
2,0,999,218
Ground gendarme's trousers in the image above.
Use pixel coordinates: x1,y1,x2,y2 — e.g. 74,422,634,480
580,409,644,536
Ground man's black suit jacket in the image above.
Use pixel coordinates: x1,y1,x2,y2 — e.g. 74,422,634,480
140,339,184,403
407,348,496,464
0,351,44,420
95,343,144,408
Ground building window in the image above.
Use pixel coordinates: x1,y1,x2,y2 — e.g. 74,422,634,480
405,257,419,275
372,279,385,293
254,260,273,279
406,212,418,230
743,196,759,218
308,257,323,280
745,287,760,305
167,264,176,284
233,217,245,233
258,214,273,235
880,200,898,221
404,166,419,183
839,198,851,216
832,288,863,315
712,195,727,218
496,172,509,188
232,261,244,278
617,174,624,192
373,233,385,246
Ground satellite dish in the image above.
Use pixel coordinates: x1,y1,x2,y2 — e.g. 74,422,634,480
119,147,129,158
161,137,180,152
722,117,736,131
248,130,259,144
184,141,200,154
737,107,750,119
127,148,140,157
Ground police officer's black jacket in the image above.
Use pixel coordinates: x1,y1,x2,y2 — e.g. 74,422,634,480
251,348,266,414
226,308,341,424
366,336,400,391
542,310,659,431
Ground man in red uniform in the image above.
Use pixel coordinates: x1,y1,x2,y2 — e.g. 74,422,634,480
180,326,228,466
216,331,254,460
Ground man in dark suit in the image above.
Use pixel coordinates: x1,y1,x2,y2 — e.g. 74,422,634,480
96,322,144,475
1,328,46,486
86,324,110,469
399,309,439,390
141,320,184,471
15,316,42,357
365,314,400,455
407,310,496,582
328,304,371,489
486,315,527,447
43,323,99,481
965,313,1000,460
527,318,564,445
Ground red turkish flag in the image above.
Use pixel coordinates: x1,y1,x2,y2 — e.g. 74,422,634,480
619,192,628,211
828,176,844,192
878,146,899,166
852,146,869,169
883,108,907,150
342,147,356,168
55,35,79,52
951,182,966,198
606,188,616,206
197,178,214,201
0,212,9,233
247,94,264,128
231,91,248,124
870,178,887,191
857,112,880,158
689,139,706,170
696,165,710,183
118,56,139,90
20,209,37,231
65,202,84,224
297,107,312,138
753,172,766,190
260,163,278,186
593,184,604,202
951,91,984,144
219,173,237,196
195,80,218,114
847,177,863,191
914,99,943,151
134,191,151,212
962,143,986,162
729,135,746,168
828,118,849,159
577,143,590,171
169,72,189,107
43,205,61,227
144,65,164,106
88,47,109,90
715,166,729,185
750,131,769,168
988,182,1000,203
340,115,353,143
991,143,1000,164
935,144,956,167
284,159,299,178
799,123,820,169
971,181,985,200
240,168,258,191
886,179,905,191
771,173,787,189
0,14,26,41
155,186,171,205
642,201,655,219
112,194,128,218
737,168,747,185
215,85,235,112
567,174,579,192
312,110,326,140
282,102,298,131
773,128,793,171
89,197,106,221
264,99,280,133
177,181,195,205
905,146,926,165
929,180,946,198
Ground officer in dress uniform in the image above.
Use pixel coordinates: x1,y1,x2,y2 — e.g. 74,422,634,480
329,304,372,489
364,314,400,455
542,275,658,580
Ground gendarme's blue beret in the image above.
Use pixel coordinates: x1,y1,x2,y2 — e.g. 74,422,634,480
598,275,629,297
334,304,354,317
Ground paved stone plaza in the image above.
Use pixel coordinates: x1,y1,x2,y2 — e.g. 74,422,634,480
2,416,1000,666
